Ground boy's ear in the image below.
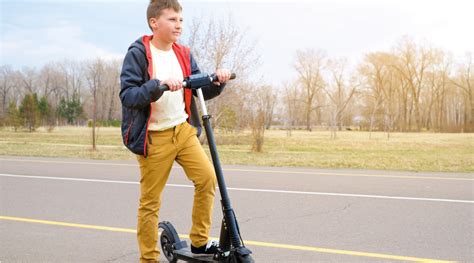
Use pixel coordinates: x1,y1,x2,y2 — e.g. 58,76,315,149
149,18,158,31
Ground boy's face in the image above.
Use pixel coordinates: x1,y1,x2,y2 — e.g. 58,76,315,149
149,8,183,44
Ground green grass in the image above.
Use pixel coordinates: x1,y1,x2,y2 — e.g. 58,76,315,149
0,126,473,172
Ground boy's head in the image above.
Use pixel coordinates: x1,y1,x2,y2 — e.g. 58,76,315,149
147,0,182,31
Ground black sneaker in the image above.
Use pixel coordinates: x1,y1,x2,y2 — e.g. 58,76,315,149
191,240,219,254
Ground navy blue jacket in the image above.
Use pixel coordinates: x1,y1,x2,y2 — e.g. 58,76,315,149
119,35,225,156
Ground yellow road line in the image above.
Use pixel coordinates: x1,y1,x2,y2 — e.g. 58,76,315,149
0,215,455,262
243,240,454,263
0,215,136,233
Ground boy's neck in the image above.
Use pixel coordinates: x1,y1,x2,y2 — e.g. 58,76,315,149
151,36,173,51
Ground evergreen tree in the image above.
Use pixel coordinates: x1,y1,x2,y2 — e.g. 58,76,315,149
7,101,22,131
57,93,84,125
38,96,53,127
19,93,40,132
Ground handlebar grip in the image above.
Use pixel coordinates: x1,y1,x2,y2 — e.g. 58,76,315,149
210,73,237,82
158,85,169,92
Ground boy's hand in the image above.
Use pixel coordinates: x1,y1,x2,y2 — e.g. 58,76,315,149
213,69,231,86
161,78,183,91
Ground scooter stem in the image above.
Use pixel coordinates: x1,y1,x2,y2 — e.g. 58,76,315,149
196,89,208,116
196,88,243,249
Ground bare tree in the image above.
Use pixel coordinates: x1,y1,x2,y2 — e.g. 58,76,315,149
392,38,436,131
381,62,399,139
264,87,277,129
245,84,276,152
185,15,260,131
294,48,327,131
450,52,473,131
0,66,17,119
105,60,121,120
85,58,106,150
18,67,38,95
39,65,52,98
282,82,298,134
359,52,398,138
424,50,452,132
324,58,358,139
48,63,67,123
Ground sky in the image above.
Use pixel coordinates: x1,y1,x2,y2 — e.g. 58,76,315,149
1,0,473,86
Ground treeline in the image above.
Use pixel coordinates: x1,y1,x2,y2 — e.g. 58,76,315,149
6,92,84,132
284,38,473,136
1,59,121,131
1,17,472,148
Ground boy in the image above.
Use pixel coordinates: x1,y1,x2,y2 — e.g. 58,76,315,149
119,0,231,262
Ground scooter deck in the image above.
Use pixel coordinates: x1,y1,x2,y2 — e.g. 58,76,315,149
174,248,215,262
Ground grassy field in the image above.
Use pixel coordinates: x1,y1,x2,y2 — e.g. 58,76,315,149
0,126,472,172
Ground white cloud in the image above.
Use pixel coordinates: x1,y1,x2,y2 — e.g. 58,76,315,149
2,19,123,68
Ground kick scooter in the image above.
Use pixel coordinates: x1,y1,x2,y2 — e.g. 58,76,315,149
157,73,254,263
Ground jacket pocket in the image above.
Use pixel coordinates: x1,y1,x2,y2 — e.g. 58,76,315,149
124,119,135,145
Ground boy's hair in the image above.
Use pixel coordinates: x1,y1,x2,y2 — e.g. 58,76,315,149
147,0,182,30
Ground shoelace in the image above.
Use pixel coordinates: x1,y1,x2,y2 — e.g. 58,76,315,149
206,240,219,250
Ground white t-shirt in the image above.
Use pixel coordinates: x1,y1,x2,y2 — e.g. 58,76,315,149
148,43,188,131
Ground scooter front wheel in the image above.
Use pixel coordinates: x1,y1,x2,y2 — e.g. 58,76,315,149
159,222,179,263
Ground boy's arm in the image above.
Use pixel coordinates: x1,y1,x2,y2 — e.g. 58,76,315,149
119,48,164,109
190,53,226,100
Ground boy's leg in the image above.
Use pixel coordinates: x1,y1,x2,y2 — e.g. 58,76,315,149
136,129,177,263
175,122,216,248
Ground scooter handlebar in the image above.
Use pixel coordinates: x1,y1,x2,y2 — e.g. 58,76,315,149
158,73,236,92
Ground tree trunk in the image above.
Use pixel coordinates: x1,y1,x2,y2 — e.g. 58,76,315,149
92,92,97,151
306,102,312,131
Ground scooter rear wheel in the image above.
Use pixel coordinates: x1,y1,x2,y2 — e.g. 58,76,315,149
160,227,178,263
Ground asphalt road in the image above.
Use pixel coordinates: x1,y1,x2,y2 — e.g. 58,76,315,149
0,156,473,262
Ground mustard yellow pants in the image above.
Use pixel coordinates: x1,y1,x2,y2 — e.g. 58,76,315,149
136,121,216,263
